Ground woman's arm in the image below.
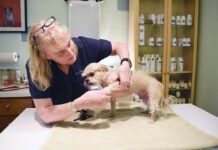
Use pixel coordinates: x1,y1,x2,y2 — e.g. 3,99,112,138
111,42,131,87
33,89,111,124
33,98,72,124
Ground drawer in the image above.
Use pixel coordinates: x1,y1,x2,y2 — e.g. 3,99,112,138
0,99,34,116
0,116,15,133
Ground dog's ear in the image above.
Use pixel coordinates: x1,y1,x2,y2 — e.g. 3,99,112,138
95,64,109,72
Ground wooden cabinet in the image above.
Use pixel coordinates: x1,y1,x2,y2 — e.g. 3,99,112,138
0,98,34,132
129,0,199,103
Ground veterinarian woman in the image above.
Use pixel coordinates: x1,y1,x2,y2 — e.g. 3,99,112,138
26,16,132,124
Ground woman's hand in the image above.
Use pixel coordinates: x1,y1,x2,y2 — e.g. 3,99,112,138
75,89,111,110
119,61,131,89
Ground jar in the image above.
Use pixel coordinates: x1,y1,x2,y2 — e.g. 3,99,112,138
2,69,10,86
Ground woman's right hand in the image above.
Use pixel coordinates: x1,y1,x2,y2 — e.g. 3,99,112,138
75,89,111,110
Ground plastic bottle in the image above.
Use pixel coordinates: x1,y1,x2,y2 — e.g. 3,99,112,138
156,55,162,72
170,57,176,72
187,14,192,26
177,57,184,71
150,54,155,72
139,14,145,46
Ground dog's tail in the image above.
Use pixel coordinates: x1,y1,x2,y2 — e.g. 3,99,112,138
158,95,177,116
161,95,177,107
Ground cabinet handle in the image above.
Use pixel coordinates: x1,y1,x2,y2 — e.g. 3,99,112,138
5,104,11,110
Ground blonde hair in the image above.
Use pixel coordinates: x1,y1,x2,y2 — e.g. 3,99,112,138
28,18,76,91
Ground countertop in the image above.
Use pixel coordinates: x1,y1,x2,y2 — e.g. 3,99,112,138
0,88,31,98
0,104,218,150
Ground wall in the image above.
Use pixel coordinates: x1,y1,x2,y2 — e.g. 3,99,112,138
195,0,218,116
99,0,129,66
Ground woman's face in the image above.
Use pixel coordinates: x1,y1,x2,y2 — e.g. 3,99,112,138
43,33,77,65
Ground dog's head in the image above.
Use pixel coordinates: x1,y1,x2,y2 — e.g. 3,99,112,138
82,63,110,89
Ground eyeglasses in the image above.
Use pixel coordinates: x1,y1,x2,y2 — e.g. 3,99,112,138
32,16,56,49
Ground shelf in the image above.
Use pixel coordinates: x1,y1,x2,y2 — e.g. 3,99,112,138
169,71,192,74
148,72,162,75
171,46,192,48
169,88,191,91
136,70,162,75
139,45,163,48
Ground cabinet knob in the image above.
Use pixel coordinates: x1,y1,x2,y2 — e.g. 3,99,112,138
5,104,11,110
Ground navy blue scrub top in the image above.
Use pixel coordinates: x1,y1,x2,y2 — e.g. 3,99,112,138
26,36,112,105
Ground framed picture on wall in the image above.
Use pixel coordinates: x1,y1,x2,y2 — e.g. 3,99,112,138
0,0,27,32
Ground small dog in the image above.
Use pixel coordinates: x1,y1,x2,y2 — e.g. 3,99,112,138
82,63,171,121
4,7,15,27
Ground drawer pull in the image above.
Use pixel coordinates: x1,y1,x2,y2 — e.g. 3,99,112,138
5,104,11,110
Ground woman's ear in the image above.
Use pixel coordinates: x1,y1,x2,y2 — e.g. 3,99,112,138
39,51,50,59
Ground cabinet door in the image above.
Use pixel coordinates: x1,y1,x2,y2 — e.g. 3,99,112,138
0,116,14,132
166,0,199,103
0,98,33,133
0,99,33,116
129,0,167,85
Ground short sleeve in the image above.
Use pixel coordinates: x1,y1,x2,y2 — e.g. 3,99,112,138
73,36,112,62
26,61,51,99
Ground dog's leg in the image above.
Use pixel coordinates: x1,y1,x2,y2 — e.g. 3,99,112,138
147,99,159,123
149,111,156,123
110,98,116,117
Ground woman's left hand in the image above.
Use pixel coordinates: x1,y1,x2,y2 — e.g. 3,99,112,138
119,61,131,89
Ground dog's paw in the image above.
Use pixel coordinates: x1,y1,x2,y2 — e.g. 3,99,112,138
105,82,119,91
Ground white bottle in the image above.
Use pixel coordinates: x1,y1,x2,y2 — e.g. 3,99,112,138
187,14,192,26
148,37,155,46
172,38,177,47
186,38,191,47
172,16,176,25
170,57,176,72
177,57,184,71
150,14,156,24
141,55,146,71
146,55,151,72
150,54,155,72
181,16,186,25
156,55,162,72
176,16,181,25
161,13,164,24
139,14,145,46
139,13,145,24
139,25,145,46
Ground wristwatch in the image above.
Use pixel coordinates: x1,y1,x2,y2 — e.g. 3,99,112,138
120,58,132,68
71,101,78,113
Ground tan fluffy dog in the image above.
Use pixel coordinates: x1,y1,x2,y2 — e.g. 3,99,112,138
82,63,170,121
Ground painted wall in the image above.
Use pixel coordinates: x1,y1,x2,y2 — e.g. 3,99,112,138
195,0,218,116
99,0,129,66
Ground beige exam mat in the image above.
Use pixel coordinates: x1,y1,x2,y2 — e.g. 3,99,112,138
42,102,218,150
